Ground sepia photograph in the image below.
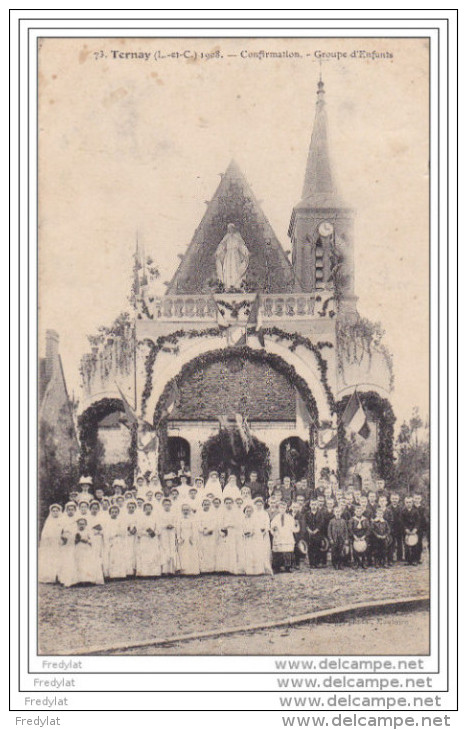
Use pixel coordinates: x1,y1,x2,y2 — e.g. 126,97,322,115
37,36,430,657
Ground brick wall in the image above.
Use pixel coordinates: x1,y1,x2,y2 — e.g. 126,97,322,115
169,357,296,421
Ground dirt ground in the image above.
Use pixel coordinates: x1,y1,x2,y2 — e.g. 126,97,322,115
113,609,429,656
38,560,429,655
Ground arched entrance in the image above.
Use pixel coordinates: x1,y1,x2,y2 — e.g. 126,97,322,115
168,436,191,474
201,429,271,483
78,397,137,487
279,437,310,482
153,347,319,486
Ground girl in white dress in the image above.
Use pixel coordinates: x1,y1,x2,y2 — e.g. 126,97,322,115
210,496,224,571
58,502,78,587
104,505,127,579
204,471,223,499
122,500,138,577
87,500,105,578
219,497,242,574
71,517,105,586
38,504,63,584
135,502,161,577
241,503,259,575
187,486,200,515
222,475,241,501
176,503,200,576
197,498,216,573
159,498,180,575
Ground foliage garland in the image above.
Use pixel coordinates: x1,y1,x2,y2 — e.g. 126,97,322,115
78,397,138,484
140,326,335,417
152,347,320,428
336,316,394,391
262,326,335,413
336,391,396,486
200,429,272,483
80,312,135,390
215,298,253,318
140,327,221,416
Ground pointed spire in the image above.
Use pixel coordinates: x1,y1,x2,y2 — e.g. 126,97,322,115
298,77,343,209
133,232,140,296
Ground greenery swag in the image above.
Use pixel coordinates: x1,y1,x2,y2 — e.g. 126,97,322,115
140,326,335,417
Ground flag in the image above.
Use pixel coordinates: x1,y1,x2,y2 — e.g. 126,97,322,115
296,392,312,440
164,381,179,417
227,326,247,347
141,434,158,454
235,413,252,453
323,432,338,449
341,390,370,439
115,382,138,426
157,381,180,424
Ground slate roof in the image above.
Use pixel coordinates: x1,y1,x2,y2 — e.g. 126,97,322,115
166,160,297,294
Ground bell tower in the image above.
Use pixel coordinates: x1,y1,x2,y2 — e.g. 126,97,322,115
288,78,357,318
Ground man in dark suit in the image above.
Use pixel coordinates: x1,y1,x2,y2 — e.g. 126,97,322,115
413,493,427,563
401,495,421,565
248,471,267,501
304,500,325,568
385,492,403,563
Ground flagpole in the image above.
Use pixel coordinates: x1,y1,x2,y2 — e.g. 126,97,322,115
133,320,137,413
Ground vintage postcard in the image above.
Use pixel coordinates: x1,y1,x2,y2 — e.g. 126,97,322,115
36,35,431,659
9,7,460,720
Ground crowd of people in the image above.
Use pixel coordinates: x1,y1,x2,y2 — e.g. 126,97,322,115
38,467,429,588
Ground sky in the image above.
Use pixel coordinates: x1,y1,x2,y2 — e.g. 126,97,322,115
38,36,429,427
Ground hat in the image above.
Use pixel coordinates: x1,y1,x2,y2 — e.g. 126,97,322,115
297,539,308,555
112,479,126,488
79,476,93,486
164,472,176,481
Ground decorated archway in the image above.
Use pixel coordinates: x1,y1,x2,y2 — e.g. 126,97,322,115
139,330,335,424
153,346,320,486
78,397,137,486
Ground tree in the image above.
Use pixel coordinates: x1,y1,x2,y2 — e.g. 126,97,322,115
201,428,271,483
394,409,429,494
39,420,78,529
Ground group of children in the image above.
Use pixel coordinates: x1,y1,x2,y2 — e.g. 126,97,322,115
289,488,428,570
38,470,429,587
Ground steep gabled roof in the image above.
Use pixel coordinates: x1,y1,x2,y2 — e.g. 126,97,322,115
166,160,297,294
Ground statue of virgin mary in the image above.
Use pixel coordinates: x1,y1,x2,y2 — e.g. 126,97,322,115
215,223,250,289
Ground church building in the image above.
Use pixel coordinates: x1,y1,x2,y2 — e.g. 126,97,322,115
77,79,394,490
